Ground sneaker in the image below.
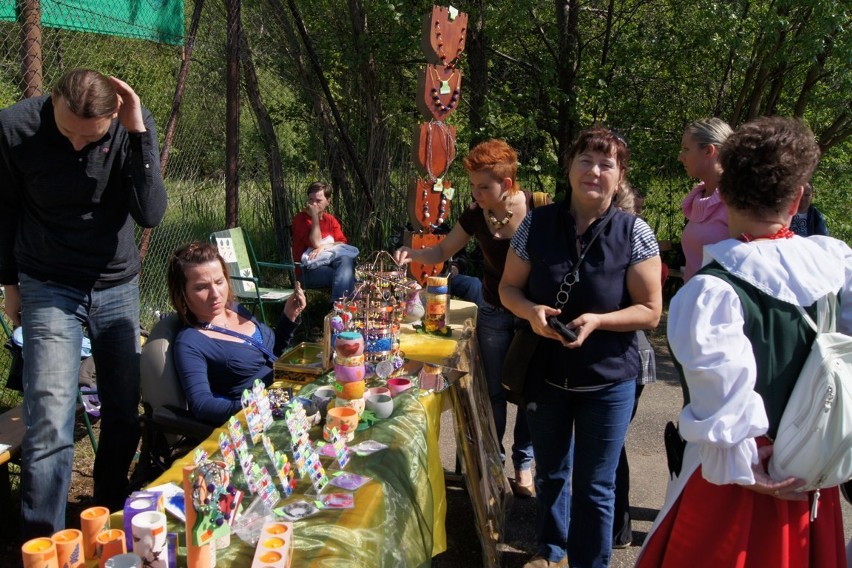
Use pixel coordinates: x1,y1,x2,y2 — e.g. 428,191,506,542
612,538,632,549
523,555,568,568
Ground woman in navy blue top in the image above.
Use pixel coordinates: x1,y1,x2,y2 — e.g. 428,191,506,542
500,128,662,568
167,242,306,424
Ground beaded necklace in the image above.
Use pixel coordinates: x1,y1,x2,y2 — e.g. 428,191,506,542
486,207,513,229
738,225,795,242
434,19,466,69
424,120,456,182
429,67,461,114
422,183,449,229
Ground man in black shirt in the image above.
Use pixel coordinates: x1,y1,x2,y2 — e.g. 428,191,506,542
0,68,167,538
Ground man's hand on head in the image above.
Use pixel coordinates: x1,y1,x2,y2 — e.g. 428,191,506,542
109,76,146,133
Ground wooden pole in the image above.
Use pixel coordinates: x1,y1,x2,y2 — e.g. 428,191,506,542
18,0,43,98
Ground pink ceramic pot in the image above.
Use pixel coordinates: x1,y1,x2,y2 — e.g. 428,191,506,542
387,377,413,397
334,363,366,383
366,386,391,399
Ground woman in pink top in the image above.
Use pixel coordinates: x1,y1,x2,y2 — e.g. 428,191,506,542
678,118,734,280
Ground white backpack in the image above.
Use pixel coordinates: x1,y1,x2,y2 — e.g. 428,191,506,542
768,293,852,517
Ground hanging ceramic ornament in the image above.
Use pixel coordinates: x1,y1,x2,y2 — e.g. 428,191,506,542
420,5,468,68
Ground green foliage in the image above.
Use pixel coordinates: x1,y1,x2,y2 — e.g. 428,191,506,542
2,0,851,314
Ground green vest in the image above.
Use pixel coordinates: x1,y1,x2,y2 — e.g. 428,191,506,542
677,261,816,439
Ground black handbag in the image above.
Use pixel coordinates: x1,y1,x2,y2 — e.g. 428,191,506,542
4,338,24,392
663,420,687,478
501,325,540,404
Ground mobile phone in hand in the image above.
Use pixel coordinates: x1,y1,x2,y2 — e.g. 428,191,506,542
546,316,577,342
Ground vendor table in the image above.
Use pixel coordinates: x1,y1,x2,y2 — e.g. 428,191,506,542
128,301,478,567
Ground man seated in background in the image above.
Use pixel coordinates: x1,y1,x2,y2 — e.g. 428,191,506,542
292,181,357,301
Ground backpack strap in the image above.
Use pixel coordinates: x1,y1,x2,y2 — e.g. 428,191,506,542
794,292,837,334
532,191,550,209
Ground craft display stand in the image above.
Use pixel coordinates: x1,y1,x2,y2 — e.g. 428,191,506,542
405,5,468,285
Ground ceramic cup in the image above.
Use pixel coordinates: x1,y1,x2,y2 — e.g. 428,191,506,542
104,553,143,568
21,537,58,568
311,386,337,418
95,529,127,568
333,353,366,366
130,511,168,568
301,400,322,426
367,386,391,399
387,377,413,397
337,379,366,400
324,406,359,442
334,331,364,357
334,363,366,383
365,393,394,419
334,396,366,416
52,529,84,568
80,506,110,562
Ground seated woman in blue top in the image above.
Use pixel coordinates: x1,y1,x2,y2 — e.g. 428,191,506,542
167,242,306,425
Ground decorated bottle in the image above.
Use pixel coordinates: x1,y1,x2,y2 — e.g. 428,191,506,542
424,276,449,332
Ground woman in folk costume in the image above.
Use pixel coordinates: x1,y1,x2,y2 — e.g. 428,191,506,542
638,116,851,567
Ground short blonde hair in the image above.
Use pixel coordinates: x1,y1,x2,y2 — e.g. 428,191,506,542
684,118,733,150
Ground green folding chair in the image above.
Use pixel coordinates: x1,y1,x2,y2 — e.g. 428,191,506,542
210,227,296,325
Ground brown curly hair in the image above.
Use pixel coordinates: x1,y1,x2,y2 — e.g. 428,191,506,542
167,242,234,326
719,117,821,217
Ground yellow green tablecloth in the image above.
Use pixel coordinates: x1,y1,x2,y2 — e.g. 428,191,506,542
134,300,477,567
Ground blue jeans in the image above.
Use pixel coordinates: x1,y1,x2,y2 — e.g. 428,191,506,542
302,255,356,300
526,379,635,567
478,301,533,471
449,274,483,307
19,274,142,538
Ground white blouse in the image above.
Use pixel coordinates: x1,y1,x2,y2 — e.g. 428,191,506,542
668,235,852,486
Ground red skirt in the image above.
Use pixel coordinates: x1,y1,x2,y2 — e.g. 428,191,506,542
638,468,846,568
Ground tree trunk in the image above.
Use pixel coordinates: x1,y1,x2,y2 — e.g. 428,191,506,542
467,0,488,148
160,0,205,174
225,0,241,228
555,0,580,195
819,112,852,153
346,0,387,227
591,0,615,123
265,0,352,220
793,29,834,117
285,0,374,208
238,22,293,264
